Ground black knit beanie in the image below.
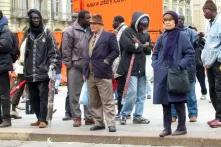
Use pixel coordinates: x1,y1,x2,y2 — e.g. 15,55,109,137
203,0,217,12
163,11,179,25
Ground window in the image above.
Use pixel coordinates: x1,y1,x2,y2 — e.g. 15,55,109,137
55,0,60,16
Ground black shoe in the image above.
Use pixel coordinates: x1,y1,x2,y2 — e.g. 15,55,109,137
120,116,126,125
0,119,11,128
172,129,187,136
62,115,72,121
108,126,116,132
90,125,105,131
159,129,172,137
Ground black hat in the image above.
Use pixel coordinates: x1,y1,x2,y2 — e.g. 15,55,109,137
163,11,179,25
27,9,42,18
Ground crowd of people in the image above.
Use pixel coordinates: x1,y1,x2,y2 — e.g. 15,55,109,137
0,0,220,138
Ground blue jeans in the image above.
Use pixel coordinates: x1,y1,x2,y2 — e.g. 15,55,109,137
120,75,146,119
172,82,198,118
146,81,152,95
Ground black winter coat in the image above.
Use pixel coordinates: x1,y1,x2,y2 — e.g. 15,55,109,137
117,12,152,77
24,28,58,82
0,26,17,74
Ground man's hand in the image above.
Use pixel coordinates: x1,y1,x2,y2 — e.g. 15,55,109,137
9,71,17,79
132,36,141,44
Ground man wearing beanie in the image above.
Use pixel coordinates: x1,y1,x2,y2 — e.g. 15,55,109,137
83,14,119,132
24,9,59,128
201,0,221,128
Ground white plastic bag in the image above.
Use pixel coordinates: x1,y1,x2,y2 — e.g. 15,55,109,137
79,82,89,106
145,55,153,82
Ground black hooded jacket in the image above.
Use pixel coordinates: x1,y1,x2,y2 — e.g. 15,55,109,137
24,10,58,82
0,17,18,74
117,12,152,77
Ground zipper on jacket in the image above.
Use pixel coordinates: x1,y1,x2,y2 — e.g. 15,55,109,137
33,40,37,82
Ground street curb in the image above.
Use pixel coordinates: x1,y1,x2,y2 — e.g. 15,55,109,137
0,131,221,147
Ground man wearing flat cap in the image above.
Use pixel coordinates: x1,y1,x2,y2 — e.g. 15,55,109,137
83,14,119,132
201,0,221,128
24,9,59,128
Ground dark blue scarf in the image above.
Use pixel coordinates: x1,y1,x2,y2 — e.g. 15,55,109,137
0,16,8,32
163,27,180,61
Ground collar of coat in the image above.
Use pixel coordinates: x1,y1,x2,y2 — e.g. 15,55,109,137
72,20,87,32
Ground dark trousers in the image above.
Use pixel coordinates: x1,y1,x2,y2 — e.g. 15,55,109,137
207,61,221,120
116,76,126,115
65,92,71,117
28,80,49,122
11,74,25,111
0,72,11,121
162,103,186,131
196,65,207,95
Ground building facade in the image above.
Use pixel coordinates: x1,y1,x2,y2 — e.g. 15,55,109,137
0,0,194,32
192,0,221,32
163,0,192,25
0,0,73,32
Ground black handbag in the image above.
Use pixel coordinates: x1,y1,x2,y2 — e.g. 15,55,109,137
167,68,191,95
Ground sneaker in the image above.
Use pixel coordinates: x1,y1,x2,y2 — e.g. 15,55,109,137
39,121,48,128
189,116,197,122
120,116,126,125
115,113,120,120
146,95,151,99
10,111,22,119
200,94,206,100
133,117,150,124
126,114,131,120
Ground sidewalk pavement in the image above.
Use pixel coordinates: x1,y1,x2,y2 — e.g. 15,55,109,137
1,83,221,147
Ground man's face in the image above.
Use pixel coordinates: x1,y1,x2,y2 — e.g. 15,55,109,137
178,16,184,27
82,13,91,28
112,20,120,29
90,23,102,33
138,22,148,32
31,13,40,27
203,9,214,19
